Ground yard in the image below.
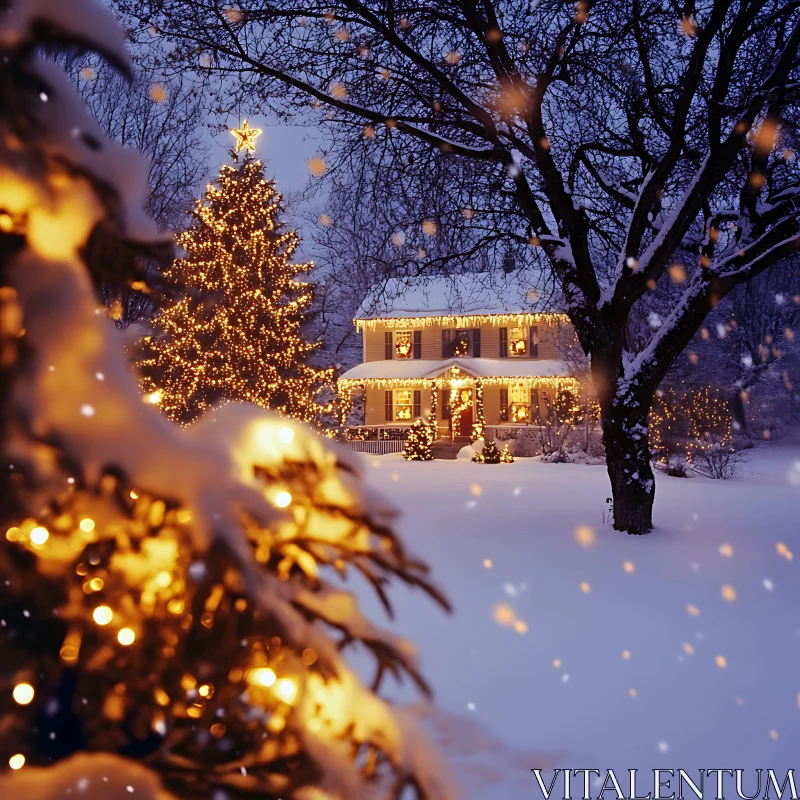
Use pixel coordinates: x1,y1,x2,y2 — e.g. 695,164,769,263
355,440,800,798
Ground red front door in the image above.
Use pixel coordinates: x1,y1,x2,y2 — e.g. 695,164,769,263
459,405,473,437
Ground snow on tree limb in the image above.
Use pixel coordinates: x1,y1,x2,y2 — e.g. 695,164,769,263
0,1,455,795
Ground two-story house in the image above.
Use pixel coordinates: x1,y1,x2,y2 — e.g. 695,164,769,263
338,273,581,448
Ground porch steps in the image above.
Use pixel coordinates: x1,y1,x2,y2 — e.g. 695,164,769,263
432,437,471,460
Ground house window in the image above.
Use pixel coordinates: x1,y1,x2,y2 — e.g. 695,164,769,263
509,384,530,423
499,328,508,358
384,390,393,421
413,389,422,418
442,329,480,357
395,331,412,359
530,388,541,422
530,326,539,358
394,389,413,421
413,330,422,359
509,327,527,356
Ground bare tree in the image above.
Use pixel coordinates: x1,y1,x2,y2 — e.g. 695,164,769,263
725,261,800,430
115,0,800,533
306,155,553,367
59,46,209,326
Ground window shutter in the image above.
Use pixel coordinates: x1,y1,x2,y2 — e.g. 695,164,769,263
530,388,540,422
499,387,508,422
384,331,393,360
471,328,481,358
384,390,393,421
530,326,539,357
413,330,422,359
441,329,449,358
413,390,421,418
441,389,452,420
499,328,508,358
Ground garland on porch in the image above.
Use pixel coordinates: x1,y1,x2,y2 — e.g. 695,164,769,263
430,379,438,424
471,380,485,442
449,387,472,437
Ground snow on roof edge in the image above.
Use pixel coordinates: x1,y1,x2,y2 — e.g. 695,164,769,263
338,358,573,382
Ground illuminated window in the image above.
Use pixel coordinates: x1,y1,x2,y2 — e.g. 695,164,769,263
509,327,527,356
395,389,413,420
395,331,412,359
509,384,529,422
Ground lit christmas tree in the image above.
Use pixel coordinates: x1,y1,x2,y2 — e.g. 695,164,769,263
472,440,501,464
0,4,451,797
403,419,435,461
138,140,331,425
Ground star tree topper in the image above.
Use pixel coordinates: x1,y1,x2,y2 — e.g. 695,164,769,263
231,119,262,153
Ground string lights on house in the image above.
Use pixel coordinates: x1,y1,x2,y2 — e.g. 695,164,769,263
354,312,571,333
471,380,486,441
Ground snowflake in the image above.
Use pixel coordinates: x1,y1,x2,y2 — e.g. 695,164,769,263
647,312,662,329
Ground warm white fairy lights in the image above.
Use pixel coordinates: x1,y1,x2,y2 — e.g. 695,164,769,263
354,312,570,332
137,157,332,425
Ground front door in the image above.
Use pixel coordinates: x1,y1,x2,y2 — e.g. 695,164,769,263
450,388,473,437
458,404,473,438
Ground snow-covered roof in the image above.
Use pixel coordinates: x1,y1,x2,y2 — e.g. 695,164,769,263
355,273,556,320
338,358,571,382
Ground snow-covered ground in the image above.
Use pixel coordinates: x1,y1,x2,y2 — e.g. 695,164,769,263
356,439,800,799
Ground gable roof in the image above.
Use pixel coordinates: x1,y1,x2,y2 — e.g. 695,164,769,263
355,272,556,321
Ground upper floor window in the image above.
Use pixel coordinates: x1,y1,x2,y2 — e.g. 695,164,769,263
500,325,539,358
395,331,413,359
384,330,422,360
510,327,527,356
442,328,481,358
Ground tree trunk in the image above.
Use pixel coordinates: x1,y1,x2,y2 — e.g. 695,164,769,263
729,388,748,435
600,396,655,535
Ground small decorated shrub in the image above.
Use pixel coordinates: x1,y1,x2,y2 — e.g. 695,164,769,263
500,444,515,463
472,439,501,464
403,418,435,460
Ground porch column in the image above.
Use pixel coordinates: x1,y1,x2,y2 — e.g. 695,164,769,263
471,380,485,441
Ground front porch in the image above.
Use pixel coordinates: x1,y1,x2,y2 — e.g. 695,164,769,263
339,362,585,457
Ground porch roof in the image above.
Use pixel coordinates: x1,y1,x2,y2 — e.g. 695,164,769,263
338,357,571,383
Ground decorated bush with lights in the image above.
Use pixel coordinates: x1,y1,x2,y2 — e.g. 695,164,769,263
403,419,435,461
137,147,332,426
471,440,501,464
499,444,514,463
0,3,452,798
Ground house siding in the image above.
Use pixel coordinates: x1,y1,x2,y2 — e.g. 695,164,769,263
362,318,569,361
483,385,501,425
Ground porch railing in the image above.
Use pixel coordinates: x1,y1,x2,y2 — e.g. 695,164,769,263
344,425,411,454
347,440,407,455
